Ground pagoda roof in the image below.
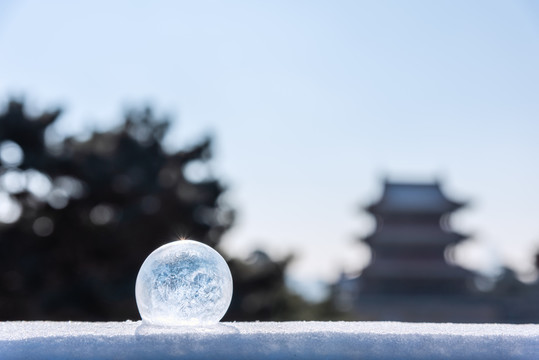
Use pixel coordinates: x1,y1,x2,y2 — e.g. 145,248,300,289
362,259,473,279
363,227,467,246
366,181,466,215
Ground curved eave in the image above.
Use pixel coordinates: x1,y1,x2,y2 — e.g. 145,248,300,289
360,234,375,246
448,200,468,212
364,203,378,215
365,203,467,216
360,230,468,247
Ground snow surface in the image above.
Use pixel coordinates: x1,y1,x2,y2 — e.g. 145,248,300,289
0,321,538,359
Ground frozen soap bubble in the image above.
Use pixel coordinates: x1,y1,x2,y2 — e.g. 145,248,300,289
135,240,233,326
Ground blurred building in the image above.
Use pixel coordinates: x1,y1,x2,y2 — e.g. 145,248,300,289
334,180,539,323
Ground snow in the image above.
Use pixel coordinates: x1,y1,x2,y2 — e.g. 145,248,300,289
0,321,537,359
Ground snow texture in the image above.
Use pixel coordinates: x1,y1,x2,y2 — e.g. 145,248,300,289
0,321,538,359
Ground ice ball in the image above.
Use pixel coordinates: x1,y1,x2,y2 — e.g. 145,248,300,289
135,240,233,326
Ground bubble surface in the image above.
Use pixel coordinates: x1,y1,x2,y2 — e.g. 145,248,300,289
135,240,233,326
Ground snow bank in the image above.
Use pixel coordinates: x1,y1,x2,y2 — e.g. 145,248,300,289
0,321,537,359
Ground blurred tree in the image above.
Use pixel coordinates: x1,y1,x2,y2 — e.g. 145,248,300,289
0,100,233,320
226,251,306,321
0,100,330,321
224,250,344,321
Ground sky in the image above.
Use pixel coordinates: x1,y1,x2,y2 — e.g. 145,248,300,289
1,0,539,292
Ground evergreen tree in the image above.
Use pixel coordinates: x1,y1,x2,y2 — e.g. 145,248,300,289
0,100,233,320
0,99,330,321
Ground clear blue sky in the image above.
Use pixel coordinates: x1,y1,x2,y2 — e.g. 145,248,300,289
1,0,539,286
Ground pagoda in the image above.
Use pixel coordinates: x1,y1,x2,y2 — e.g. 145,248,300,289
359,180,471,295
334,179,539,322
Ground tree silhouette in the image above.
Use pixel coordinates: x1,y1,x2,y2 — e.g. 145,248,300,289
0,99,333,321
0,100,233,320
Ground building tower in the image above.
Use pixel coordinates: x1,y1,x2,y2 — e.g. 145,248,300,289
342,180,498,322
359,180,471,295
334,179,539,322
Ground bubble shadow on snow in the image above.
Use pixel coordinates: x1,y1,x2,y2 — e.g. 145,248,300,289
135,321,239,337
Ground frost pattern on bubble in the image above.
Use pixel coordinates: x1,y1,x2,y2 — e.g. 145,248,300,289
135,240,233,326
